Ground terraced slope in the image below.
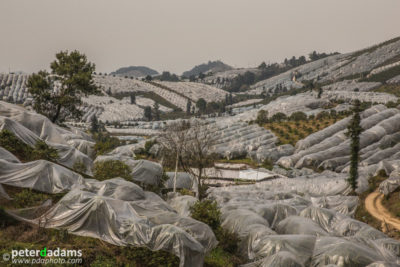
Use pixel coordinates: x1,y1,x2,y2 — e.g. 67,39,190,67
0,73,30,103
158,81,227,102
94,75,190,110
250,37,400,95
277,105,400,191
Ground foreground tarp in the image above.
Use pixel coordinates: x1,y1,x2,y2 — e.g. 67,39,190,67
0,101,94,175
8,178,217,267
206,173,400,266
0,159,84,193
94,155,163,185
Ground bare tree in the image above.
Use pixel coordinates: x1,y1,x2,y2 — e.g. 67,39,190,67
159,120,216,198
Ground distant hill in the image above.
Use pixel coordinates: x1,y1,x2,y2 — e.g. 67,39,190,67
182,60,233,77
111,66,159,78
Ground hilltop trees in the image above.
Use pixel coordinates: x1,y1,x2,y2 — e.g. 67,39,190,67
130,94,136,104
186,100,192,115
347,100,363,191
27,50,99,123
196,98,207,114
144,106,152,121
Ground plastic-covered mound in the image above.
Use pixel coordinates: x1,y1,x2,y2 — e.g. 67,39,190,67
189,119,279,161
0,101,93,146
0,159,84,193
0,102,94,175
208,174,400,265
276,216,329,237
241,251,303,267
10,178,217,267
0,116,40,145
165,172,198,191
311,237,385,267
0,146,20,163
277,105,400,193
130,160,163,185
379,171,400,196
94,155,163,185
167,195,198,217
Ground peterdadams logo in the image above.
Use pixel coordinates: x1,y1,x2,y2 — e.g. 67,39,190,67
2,247,83,265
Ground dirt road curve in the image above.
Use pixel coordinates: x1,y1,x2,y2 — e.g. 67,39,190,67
365,191,400,231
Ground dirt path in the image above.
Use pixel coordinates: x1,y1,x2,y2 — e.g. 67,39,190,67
365,191,400,231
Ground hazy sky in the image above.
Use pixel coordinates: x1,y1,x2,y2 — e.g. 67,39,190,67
1,0,400,75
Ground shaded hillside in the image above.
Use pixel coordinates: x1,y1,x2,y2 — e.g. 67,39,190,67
183,60,233,77
111,66,159,78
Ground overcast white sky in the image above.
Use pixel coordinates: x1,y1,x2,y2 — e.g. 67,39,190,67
1,0,400,75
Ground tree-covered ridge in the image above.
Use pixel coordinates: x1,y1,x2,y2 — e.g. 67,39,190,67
183,60,233,77
111,66,159,78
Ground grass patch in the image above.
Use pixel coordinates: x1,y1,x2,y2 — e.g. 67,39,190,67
216,158,259,168
362,65,400,83
373,84,400,97
263,115,347,146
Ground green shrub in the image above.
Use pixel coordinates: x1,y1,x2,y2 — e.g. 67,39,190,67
93,160,131,181
93,132,121,156
13,189,50,208
190,200,221,231
144,140,157,155
190,200,240,254
0,207,17,228
31,140,59,161
261,159,273,170
0,129,33,161
0,130,59,162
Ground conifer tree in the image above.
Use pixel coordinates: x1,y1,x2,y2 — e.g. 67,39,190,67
348,100,362,191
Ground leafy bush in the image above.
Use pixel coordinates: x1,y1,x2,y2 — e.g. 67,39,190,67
0,129,33,161
255,110,269,125
12,189,50,208
30,140,59,161
261,159,273,170
289,111,307,121
0,207,17,228
190,200,240,254
190,200,221,231
0,130,58,162
93,132,121,156
93,160,131,181
270,112,287,122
